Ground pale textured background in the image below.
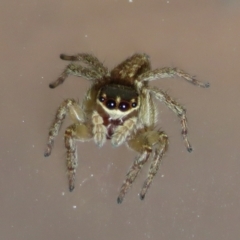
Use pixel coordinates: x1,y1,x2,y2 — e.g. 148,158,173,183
1,0,240,239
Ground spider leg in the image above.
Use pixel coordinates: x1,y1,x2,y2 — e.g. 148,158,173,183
60,53,108,76
138,67,210,88
65,123,93,191
49,63,103,88
140,136,168,200
45,99,93,191
117,151,151,204
117,129,168,203
44,99,77,157
65,124,78,191
149,87,192,152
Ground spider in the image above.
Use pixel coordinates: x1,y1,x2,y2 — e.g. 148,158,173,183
44,53,209,204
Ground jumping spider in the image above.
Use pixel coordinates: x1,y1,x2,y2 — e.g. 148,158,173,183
44,53,209,203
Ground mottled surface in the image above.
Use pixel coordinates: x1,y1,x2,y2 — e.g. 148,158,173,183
1,0,240,239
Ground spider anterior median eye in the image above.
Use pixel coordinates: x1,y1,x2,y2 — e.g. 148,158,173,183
106,99,116,109
119,102,130,111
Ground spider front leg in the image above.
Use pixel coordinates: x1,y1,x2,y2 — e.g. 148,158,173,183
117,129,168,204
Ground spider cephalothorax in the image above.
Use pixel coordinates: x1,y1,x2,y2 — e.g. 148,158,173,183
44,53,209,203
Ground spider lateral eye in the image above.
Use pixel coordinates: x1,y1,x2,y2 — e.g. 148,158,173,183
99,96,105,102
106,99,116,109
119,102,130,111
132,102,137,108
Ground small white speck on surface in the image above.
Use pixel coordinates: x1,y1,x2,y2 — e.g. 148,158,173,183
73,205,77,209
61,192,65,196
85,34,88,37
129,0,133,2
161,174,164,177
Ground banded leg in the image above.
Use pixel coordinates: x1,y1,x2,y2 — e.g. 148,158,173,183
140,132,168,200
117,151,150,204
65,124,78,191
138,67,210,88
149,87,192,152
65,122,93,191
49,63,102,88
60,53,108,76
44,99,77,157
117,130,168,203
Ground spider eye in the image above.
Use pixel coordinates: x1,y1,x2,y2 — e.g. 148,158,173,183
132,102,137,108
99,96,105,102
106,99,116,109
119,102,130,111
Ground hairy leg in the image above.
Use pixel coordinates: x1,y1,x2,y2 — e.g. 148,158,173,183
138,67,210,88
149,87,193,152
49,63,102,88
65,124,78,191
65,123,93,191
117,129,168,203
60,53,108,76
140,132,168,200
44,99,78,157
117,151,150,204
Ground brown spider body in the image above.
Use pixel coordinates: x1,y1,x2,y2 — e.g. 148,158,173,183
44,53,209,203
